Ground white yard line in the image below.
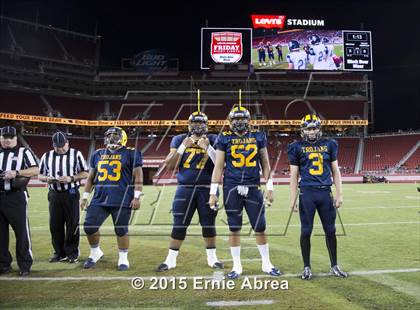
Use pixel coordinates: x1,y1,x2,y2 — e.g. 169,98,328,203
0,268,419,281
28,221,420,231
206,300,274,307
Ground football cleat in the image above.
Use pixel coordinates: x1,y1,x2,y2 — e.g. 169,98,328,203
265,267,282,277
117,264,129,271
301,266,312,280
227,270,241,279
68,257,79,264
228,106,251,134
156,263,170,272
104,127,127,150
211,261,224,269
188,111,208,136
49,254,66,263
83,258,96,269
331,265,348,278
18,270,30,277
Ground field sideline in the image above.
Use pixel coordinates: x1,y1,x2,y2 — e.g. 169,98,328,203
0,183,419,309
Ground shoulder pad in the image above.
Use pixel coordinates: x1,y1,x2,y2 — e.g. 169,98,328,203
288,141,300,147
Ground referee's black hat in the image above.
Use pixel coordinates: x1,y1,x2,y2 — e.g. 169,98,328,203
52,131,68,147
1,126,17,137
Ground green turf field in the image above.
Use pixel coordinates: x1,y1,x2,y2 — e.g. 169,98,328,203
0,183,419,309
251,45,343,70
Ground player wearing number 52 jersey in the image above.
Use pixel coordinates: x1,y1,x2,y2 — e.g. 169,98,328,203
80,127,143,271
287,114,347,280
210,106,281,279
157,111,223,272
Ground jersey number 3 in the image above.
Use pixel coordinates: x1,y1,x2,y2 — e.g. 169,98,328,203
309,153,323,176
231,144,257,168
97,160,122,181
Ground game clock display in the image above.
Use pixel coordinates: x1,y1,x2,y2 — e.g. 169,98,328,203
343,30,373,71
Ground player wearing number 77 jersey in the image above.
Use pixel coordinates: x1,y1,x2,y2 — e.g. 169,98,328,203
287,114,347,280
80,127,143,271
156,111,224,272
209,106,281,279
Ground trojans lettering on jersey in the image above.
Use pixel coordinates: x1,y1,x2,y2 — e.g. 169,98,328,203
90,147,143,208
215,130,267,186
287,138,338,187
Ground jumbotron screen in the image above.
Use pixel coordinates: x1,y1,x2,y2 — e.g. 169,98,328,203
252,29,372,71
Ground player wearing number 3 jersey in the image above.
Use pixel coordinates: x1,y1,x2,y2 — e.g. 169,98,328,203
287,114,347,280
210,106,281,279
80,127,143,271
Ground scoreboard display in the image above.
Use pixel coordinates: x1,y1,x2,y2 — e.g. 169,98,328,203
343,31,373,71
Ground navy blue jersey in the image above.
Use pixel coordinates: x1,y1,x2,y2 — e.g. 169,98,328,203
215,130,267,186
287,138,338,187
90,146,143,208
170,134,216,185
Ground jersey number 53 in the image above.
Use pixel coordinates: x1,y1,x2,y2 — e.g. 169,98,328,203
97,160,122,181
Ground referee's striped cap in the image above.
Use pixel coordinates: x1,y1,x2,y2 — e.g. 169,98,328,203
1,126,17,137
52,131,68,148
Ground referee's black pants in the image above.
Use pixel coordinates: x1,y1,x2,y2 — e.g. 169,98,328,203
48,190,80,259
0,190,33,272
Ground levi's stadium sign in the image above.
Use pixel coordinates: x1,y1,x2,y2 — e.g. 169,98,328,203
251,15,286,29
251,15,325,29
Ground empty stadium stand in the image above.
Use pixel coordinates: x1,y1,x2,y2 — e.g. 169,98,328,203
362,135,420,171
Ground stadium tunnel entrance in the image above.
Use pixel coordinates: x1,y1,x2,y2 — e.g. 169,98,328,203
142,167,158,185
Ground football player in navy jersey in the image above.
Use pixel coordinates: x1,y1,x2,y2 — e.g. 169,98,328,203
209,106,281,279
287,114,347,280
266,41,275,65
257,42,266,66
80,127,143,271
156,111,223,272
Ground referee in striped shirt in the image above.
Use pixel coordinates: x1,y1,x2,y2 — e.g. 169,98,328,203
39,131,88,263
0,126,39,277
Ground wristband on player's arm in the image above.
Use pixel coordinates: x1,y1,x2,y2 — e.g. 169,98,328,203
134,190,143,199
177,144,186,155
210,183,219,195
206,145,216,163
82,192,90,200
266,178,274,191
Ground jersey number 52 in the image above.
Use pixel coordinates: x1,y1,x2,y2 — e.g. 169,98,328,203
231,144,257,168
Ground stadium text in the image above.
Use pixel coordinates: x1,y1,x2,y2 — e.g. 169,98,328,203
286,19,325,26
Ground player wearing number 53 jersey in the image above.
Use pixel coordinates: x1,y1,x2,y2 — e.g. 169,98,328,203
157,112,223,272
288,114,347,280
80,127,143,271
210,106,281,279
